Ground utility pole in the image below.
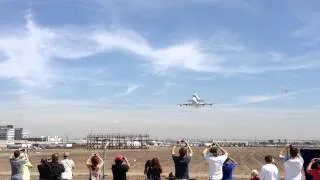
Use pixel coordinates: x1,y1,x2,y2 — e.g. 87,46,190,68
102,140,109,180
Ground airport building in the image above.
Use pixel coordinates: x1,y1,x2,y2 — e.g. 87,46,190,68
15,128,30,140
0,125,15,145
0,125,30,145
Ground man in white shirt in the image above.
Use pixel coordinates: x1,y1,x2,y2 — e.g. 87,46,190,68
60,152,75,180
279,144,304,180
260,155,279,180
202,142,228,180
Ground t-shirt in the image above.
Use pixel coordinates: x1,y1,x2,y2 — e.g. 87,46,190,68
112,164,129,180
282,156,304,180
89,169,102,180
147,167,161,180
307,169,320,180
222,163,237,180
259,163,279,180
38,164,50,179
10,158,27,176
172,155,191,179
251,177,260,180
203,154,228,180
61,159,75,179
22,161,32,180
48,162,65,180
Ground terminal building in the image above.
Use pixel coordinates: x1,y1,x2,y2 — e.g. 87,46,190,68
0,125,15,145
0,125,30,145
15,128,30,140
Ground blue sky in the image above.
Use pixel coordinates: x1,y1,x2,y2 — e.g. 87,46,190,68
0,0,319,139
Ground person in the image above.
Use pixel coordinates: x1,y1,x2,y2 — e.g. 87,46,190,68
144,160,152,179
20,151,33,180
10,150,27,180
38,158,50,180
202,142,228,180
60,152,75,180
279,144,304,180
306,158,320,180
222,157,238,180
147,157,162,180
48,153,65,180
251,170,260,180
86,153,104,180
259,155,279,180
111,155,130,180
171,140,193,180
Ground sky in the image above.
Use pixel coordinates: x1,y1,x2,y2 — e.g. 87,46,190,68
0,0,320,140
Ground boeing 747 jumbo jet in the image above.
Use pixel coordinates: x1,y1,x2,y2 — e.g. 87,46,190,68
178,93,214,108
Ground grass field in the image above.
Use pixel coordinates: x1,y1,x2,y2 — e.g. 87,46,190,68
0,147,296,179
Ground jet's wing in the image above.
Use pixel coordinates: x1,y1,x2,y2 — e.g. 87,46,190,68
178,103,192,106
198,103,214,106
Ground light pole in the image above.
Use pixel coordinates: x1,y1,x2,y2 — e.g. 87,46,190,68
102,140,109,180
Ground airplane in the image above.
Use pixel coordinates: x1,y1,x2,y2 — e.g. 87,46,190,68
178,93,214,108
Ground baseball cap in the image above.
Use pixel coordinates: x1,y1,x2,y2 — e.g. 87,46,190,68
115,155,124,161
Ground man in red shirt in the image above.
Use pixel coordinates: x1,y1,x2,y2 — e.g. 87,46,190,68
307,158,320,180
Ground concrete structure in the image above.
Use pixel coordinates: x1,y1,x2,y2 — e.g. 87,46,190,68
47,136,63,144
0,125,15,145
87,133,149,149
15,128,30,140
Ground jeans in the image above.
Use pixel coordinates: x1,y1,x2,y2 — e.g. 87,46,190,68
11,175,23,180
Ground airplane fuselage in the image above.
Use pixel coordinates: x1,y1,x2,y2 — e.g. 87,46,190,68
179,93,213,107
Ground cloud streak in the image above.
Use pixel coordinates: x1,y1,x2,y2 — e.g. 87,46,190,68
236,87,320,105
112,84,141,98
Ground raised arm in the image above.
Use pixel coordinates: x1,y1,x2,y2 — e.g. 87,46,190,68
72,160,75,170
25,161,33,168
171,141,179,155
186,141,193,157
124,157,131,168
86,155,93,168
217,144,228,156
307,158,317,174
202,147,209,157
228,157,238,164
96,154,104,168
279,144,290,157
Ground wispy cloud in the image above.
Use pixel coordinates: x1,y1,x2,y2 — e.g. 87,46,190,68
1,11,320,89
112,84,141,98
289,3,320,46
236,87,320,105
